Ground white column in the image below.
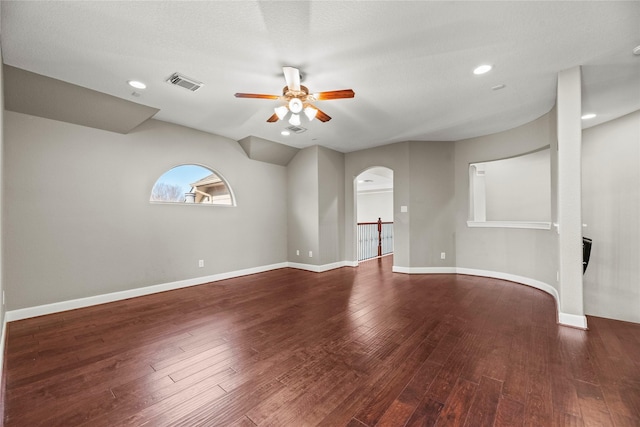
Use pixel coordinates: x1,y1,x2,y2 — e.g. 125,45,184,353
470,164,486,222
557,66,587,329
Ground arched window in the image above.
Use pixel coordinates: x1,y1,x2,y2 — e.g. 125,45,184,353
150,164,235,206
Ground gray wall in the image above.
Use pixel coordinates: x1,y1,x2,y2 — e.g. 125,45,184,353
454,111,559,288
318,146,345,265
3,99,637,324
345,142,411,267
286,145,346,267
483,149,551,222
582,110,640,323
345,141,455,270
408,141,456,268
287,146,320,265
4,112,288,310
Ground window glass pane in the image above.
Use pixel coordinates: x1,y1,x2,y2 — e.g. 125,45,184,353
150,165,234,205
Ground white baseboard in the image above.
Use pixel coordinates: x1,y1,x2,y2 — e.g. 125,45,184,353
394,266,558,300
455,267,561,302
558,312,588,329
288,260,358,273
4,260,359,322
5,262,288,322
393,266,457,274
3,261,587,330
342,260,359,268
398,266,587,329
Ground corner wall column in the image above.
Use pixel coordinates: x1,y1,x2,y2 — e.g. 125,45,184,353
557,66,587,328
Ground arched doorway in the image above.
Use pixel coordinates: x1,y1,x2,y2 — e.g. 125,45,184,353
355,167,394,261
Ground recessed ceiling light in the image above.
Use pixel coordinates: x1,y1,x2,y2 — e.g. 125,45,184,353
128,80,146,89
281,130,291,136
473,64,492,75
581,113,596,120
633,45,640,56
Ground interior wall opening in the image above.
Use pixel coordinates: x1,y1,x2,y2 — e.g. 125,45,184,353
355,167,394,263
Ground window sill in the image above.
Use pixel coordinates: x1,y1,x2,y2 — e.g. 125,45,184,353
466,221,551,230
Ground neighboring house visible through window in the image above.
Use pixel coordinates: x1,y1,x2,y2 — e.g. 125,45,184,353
150,164,234,206
187,173,232,205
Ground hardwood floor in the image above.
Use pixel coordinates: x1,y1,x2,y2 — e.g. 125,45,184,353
2,256,640,426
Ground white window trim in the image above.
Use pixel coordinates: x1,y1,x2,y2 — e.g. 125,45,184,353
466,220,551,230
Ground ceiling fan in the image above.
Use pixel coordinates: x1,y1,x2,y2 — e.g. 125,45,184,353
234,67,355,125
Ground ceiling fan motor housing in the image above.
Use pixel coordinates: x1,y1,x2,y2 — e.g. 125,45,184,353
235,67,354,123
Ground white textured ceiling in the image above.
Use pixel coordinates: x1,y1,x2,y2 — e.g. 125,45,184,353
1,1,639,153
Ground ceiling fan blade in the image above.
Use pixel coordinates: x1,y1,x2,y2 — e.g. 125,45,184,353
314,89,355,100
314,107,332,122
282,67,301,92
234,93,280,100
266,113,279,123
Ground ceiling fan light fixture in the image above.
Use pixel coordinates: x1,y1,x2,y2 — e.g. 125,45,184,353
289,113,301,126
274,106,288,120
235,66,352,124
288,98,303,114
304,106,318,121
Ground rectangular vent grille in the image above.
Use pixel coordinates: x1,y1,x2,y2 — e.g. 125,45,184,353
287,125,307,134
167,73,203,92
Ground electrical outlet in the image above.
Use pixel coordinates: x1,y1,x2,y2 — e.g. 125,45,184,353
309,251,313,258
296,250,300,256
440,252,446,260
198,260,204,268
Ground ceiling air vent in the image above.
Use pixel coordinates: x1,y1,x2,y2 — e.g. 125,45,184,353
286,125,307,134
167,73,203,92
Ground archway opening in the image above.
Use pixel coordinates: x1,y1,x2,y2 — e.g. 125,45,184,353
355,167,394,262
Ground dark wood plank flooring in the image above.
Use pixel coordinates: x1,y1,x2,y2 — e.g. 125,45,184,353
3,256,640,426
